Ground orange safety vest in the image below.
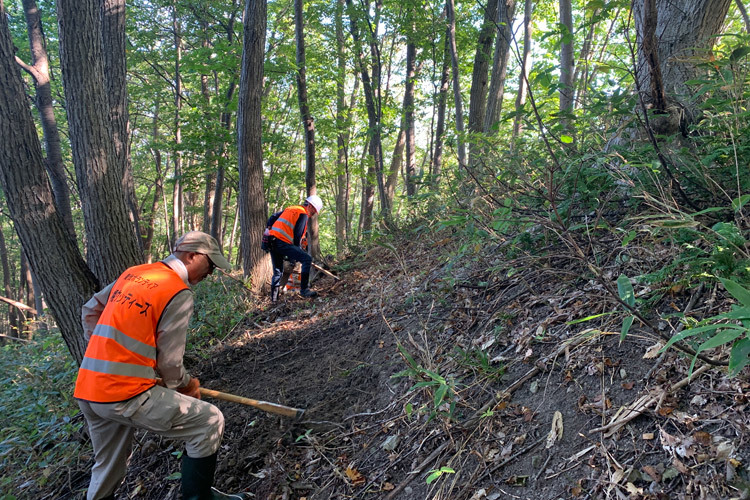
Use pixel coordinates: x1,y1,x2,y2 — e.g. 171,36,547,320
268,205,307,245
74,262,189,403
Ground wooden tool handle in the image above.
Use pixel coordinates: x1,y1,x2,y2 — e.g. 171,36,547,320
199,387,305,419
311,262,340,280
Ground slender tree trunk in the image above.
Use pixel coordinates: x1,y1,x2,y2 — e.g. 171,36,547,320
101,0,142,252
432,27,450,187
172,2,183,245
295,0,320,259
737,0,750,32
404,23,417,198
0,224,18,338
144,104,163,260
16,0,76,243
0,2,99,362
346,0,390,222
484,0,517,133
446,0,467,169
512,0,532,145
559,0,574,136
335,0,352,255
238,0,271,292
467,0,498,166
57,0,141,284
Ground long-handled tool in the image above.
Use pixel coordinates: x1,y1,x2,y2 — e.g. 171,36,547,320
311,262,340,281
199,387,305,419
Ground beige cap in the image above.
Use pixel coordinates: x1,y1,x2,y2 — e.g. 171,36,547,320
174,231,232,270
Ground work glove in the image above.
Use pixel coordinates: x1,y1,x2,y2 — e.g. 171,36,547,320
177,377,201,400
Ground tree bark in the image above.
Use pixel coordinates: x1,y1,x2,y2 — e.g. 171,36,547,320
467,0,498,164
432,26,450,187
404,23,417,198
633,0,732,128
484,0,517,133
559,0,574,135
0,1,99,362
512,0,532,145
446,0,467,169
237,0,271,292
171,2,184,246
57,0,141,285
17,0,76,243
334,0,352,255
295,0,320,259
101,0,142,252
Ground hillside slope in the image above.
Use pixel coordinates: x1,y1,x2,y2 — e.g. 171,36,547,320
61,226,750,499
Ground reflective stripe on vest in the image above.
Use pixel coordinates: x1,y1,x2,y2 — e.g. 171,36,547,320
74,262,189,403
268,205,306,244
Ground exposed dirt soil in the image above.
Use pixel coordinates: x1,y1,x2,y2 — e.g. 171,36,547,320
59,229,750,500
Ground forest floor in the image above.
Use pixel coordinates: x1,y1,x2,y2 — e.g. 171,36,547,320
59,225,750,500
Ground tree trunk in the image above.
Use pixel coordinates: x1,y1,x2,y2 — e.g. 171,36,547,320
101,0,142,252
432,26,450,188
334,0,352,255
0,222,18,338
446,0,467,169
404,25,417,198
633,0,732,130
512,0,532,145
0,2,99,363
295,0,320,259
57,0,141,285
17,0,76,243
237,0,271,292
467,0,498,165
484,0,517,133
171,2,184,246
559,0,574,135
346,0,390,223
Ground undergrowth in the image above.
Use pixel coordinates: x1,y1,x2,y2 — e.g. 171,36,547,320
0,333,81,498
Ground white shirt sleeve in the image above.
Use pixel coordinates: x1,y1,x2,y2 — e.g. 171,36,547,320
81,282,115,342
155,288,194,389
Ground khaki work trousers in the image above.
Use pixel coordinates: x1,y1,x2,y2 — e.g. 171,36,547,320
77,385,224,500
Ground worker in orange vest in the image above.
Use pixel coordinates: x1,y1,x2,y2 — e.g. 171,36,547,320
74,232,248,500
265,195,322,303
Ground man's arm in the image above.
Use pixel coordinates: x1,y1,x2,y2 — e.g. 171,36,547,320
292,214,308,247
81,282,115,342
155,289,193,389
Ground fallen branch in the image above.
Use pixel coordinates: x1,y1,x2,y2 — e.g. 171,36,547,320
589,363,712,437
0,295,37,314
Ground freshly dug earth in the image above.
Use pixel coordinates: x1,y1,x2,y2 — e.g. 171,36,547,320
61,232,750,499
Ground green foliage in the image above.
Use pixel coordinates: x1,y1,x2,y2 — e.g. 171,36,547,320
188,274,256,349
425,466,455,484
453,346,505,381
392,344,456,420
0,333,83,497
661,278,750,377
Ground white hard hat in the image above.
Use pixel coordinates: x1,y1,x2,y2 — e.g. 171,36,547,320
306,195,323,214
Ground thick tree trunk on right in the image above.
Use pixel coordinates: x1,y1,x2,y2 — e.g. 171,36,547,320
0,2,99,363
101,0,142,252
633,0,731,131
484,0,517,133
57,0,141,285
467,0,498,157
237,0,271,292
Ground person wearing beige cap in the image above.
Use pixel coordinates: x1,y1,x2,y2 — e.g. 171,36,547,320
74,232,248,499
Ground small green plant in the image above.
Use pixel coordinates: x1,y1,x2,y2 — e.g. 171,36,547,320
661,277,750,376
425,466,455,484
453,347,505,381
392,345,456,420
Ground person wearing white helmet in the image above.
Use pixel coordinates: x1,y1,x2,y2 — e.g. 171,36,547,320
264,195,322,301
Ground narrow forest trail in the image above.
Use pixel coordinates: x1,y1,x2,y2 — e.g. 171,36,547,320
64,228,750,500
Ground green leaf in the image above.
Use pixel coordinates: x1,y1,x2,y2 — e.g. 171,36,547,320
620,316,634,343
730,46,750,62
729,338,750,376
719,278,750,308
617,274,635,307
661,324,727,351
425,471,442,484
165,472,182,481
696,327,744,352
732,194,750,212
434,384,448,407
566,312,613,325
560,135,574,144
